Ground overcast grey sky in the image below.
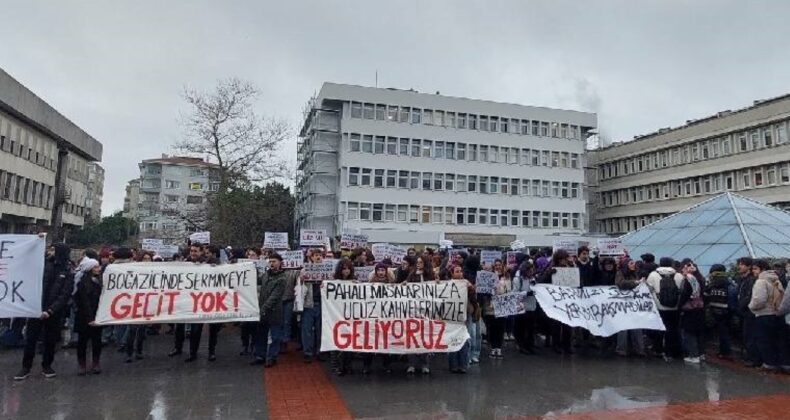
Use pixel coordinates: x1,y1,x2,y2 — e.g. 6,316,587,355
2,1,790,215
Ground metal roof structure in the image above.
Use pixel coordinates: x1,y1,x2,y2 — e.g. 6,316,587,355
620,192,790,273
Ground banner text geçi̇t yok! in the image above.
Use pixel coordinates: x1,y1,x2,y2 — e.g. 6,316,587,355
321,280,470,353
95,262,259,325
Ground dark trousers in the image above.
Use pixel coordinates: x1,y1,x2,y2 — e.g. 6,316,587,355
77,326,103,366
711,310,732,356
240,322,256,349
551,319,572,351
173,323,186,351
742,315,761,364
190,324,221,357
483,315,505,349
513,312,536,351
254,317,282,361
650,310,681,358
22,317,62,370
755,315,782,367
125,325,146,357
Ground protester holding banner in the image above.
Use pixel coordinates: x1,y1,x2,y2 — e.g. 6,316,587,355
73,259,103,375
448,264,474,373
361,262,396,374
331,259,356,376
464,254,483,364
403,256,436,374
512,260,537,355
645,257,685,360
16,243,74,381
481,260,511,360
537,250,575,355
279,250,300,351
614,258,646,357
299,249,326,363
253,253,290,367
678,261,706,364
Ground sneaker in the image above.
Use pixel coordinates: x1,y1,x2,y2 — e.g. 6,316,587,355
42,367,57,378
208,354,216,362
303,355,313,364
91,366,102,375
406,366,416,374
168,349,182,357
421,367,430,374
470,357,480,364
184,355,197,363
125,357,133,363
264,359,277,368
78,366,87,376
489,350,497,359
684,357,700,364
250,358,265,366
135,353,144,360
13,369,30,381
496,349,504,359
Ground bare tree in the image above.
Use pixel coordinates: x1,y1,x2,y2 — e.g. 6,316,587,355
176,78,290,190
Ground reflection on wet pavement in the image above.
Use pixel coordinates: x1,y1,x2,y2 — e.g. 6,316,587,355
0,329,265,419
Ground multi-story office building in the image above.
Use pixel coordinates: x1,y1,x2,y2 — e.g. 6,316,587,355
122,179,140,220
134,155,220,243
588,94,790,236
85,162,104,222
0,68,102,235
296,83,596,247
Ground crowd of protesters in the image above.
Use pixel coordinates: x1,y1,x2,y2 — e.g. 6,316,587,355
2,240,789,381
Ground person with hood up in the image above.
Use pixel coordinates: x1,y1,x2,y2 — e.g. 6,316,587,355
704,264,734,358
678,261,706,364
748,266,785,372
645,257,684,360
73,259,103,375
15,242,74,380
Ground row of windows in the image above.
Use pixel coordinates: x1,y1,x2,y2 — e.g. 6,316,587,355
599,120,789,180
344,133,581,169
347,101,585,141
0,135,57,172
346,167,582,199
600,162,790,208
599,214,669,235
143,179,219,192
163,194,204,204
342,201,583,229
0,170,54,210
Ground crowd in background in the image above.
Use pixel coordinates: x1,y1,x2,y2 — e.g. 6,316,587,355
2,241,789,381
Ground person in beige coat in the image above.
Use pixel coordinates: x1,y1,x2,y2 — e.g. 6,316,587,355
748,270,785,370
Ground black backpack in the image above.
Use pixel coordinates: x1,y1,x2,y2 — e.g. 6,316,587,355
657,272,680,308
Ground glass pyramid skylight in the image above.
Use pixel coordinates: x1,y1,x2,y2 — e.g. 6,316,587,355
620,192,790,274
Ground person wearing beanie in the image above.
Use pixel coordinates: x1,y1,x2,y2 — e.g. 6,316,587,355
748,269,785,371
704,264,734,358
645,257,684,360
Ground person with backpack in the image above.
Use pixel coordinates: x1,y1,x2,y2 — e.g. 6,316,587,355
735,257,760,367
777,281,790,373
704,264,734,359
678,261,706,364
645,257,684,360
748,267,785,372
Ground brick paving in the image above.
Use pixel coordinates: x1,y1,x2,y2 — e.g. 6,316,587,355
264,349,352,420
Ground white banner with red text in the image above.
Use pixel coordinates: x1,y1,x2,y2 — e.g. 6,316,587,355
320,280,470,353
95,262,259,325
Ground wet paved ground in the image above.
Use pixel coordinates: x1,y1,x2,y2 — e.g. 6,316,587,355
1,329,788,419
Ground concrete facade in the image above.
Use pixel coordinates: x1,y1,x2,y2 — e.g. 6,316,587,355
122,179,140,220
0,68,102,234
587,94,790,236
297,83,596,247
134,155,220,243
85,162,104,221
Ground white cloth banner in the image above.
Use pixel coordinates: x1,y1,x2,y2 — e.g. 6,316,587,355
0,235,45,318
95,262,259,325
532,283,665,337
320,280,470,353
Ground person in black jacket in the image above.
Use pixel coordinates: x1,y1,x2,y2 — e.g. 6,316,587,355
74,259,103,375
735,257,761,367
15,243,74,380
705,264,733,358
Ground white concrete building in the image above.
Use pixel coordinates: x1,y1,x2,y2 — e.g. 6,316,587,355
297,83,596,247
135,155,220,243
587,93,790,236
0,68,102,236
122,179,140,220
85,162,104,222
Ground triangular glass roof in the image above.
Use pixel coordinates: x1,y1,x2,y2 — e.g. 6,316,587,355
620,193,790,274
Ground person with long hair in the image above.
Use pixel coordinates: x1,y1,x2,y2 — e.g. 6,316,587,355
405,255,434,374
537,250,575,354
464,254,484,364
615,258,646,357
678,261,706,364
482,259,512,359
74,260,103,375
513,260,538,355
447,264,475,373
332,259,355,375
